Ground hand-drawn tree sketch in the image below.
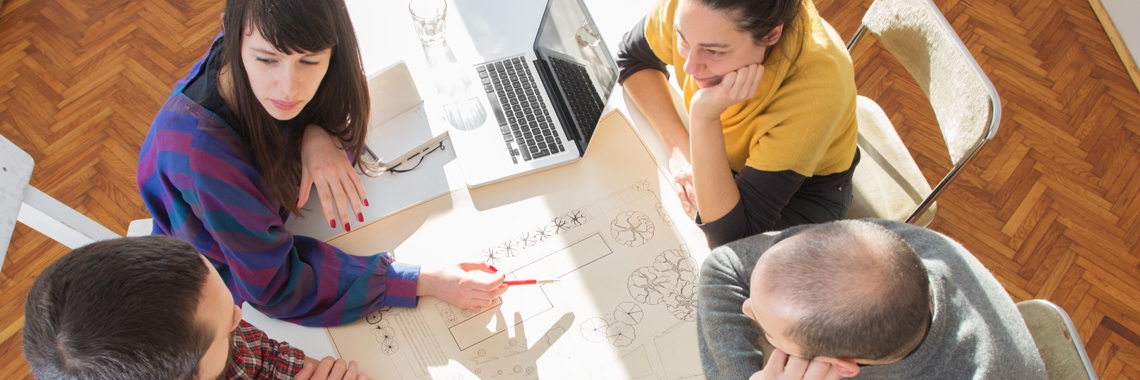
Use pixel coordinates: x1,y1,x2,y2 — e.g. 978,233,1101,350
533,224,555,243
566,210,589,226
366,309,384,325
372,325,396,341
613,301,644,325
546,326,574,360
611,210,654,247
550,216,572,234
580,317,609,343
519,231,538,247
381,338,399,355
480,247,504,265
606,321,636,347
366,307,400,354
498,240,520,258
627,248,699,322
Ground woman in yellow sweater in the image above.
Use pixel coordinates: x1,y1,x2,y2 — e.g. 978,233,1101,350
618,0,860,247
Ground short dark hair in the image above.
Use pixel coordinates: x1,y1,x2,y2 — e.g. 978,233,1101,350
761,220,931,360
698,0,801,45
23,236,214,379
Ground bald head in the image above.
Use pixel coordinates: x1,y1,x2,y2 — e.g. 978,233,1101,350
752,220,931,361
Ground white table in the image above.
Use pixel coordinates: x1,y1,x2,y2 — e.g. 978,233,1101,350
267,0,670,360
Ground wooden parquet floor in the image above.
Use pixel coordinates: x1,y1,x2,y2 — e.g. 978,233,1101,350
0,0,1137,378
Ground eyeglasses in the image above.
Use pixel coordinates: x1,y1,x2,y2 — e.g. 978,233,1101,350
386,141,446,173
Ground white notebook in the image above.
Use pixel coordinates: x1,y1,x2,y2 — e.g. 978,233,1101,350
363,61,449,168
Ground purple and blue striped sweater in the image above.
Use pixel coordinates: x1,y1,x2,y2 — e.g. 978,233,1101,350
138,47,418,327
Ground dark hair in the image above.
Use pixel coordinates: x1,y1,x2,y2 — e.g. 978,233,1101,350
698,0,801,45
761,221,931,360
22,236,214,379
221,0,373,215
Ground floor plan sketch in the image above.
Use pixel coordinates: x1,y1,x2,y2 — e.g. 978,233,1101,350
325,112,709,379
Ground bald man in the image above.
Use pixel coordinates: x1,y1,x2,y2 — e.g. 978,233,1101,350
696,219,1046,379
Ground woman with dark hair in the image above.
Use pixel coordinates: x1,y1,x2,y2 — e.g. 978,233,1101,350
618,0,860,248
138,0,506,327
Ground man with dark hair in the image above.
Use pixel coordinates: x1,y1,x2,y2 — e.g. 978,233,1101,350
697,219,1047,379
23,235,368,380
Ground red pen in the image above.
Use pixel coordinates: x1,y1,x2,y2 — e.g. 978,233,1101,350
504,279,560,286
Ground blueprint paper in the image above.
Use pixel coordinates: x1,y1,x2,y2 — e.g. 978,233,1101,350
324,111,709,379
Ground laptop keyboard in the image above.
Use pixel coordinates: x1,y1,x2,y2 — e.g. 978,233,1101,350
549,56,605,142
478,56,564,163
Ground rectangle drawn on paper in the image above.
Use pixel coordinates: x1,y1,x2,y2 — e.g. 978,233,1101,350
445,285,554,350
510,233,614,279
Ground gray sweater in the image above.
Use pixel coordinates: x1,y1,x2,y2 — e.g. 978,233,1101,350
697,219,1046,379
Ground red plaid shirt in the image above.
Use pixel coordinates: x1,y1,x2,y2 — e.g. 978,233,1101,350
226,320,306,379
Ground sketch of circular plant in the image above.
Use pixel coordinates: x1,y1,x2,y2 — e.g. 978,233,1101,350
381,338,399,355
627,249,699,321
551,216,572,234
480,247,504,265
611,211,655,247
519,231,538,247
580,317,609,343
372,325,396,341
366,310,384,325
546,326,574,359
566,210,589,226
498,240,520,258
613,302,644,325
606,321,636,347
627,266,674,305
533,225,555,242
632,180,651,194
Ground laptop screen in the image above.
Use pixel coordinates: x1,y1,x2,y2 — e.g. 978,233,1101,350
533,0,619,103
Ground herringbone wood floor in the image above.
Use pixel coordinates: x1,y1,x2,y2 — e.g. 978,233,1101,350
0,0,1137,378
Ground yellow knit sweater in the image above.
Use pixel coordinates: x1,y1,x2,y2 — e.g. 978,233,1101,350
645,0,858,177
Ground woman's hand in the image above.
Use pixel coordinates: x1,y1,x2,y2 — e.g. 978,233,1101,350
668,147,697,214
689,64,765,123
298,124,368,231
417,261,508,309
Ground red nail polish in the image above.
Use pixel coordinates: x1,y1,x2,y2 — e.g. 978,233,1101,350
345,223,351,232
357,212,364,222
490,266,498,273
363,199,370,207
329,220,336,228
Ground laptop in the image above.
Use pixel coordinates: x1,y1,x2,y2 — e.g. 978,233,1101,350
448,0,619,187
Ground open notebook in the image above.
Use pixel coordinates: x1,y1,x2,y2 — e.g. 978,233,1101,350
362,61,450,169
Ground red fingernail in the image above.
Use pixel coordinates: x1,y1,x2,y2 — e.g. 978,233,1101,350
357,212,364,222
490,266,498,273
345,222,351,232
329,220,336,228
363,199,370,207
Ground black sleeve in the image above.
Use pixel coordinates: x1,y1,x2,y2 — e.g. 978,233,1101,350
697,167,804,248
617,17,670,84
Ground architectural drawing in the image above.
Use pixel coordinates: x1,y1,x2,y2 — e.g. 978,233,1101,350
330,178,707,379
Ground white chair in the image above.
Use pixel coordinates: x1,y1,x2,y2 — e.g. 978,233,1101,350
1017,299,1098,380
1,134,120,270
844,0,1001,225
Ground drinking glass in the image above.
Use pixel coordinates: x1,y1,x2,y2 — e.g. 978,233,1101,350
409,0,447,45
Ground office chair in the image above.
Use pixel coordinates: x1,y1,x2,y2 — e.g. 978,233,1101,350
1017,300,1099,380
843,0,1001,225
